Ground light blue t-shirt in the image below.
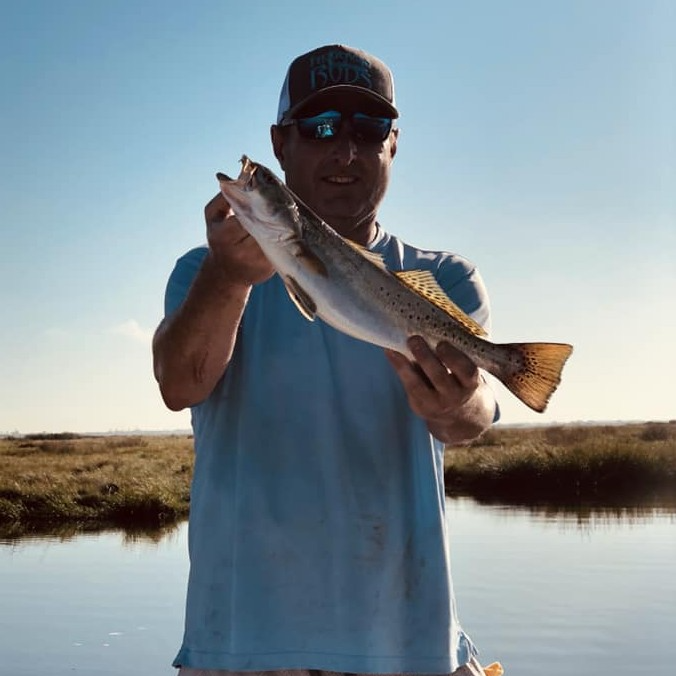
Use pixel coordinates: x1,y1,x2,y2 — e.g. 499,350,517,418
166,226,493,673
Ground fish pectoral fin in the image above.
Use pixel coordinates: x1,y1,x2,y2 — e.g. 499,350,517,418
290,241,328,277
283,276,317,321
394,270,488,338
342,238,388,270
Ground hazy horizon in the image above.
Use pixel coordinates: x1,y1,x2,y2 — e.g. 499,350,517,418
4,419,674,438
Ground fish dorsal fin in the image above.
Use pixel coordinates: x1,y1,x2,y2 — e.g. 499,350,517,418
342,238,388,270
282,275,317,321
394,270,488,337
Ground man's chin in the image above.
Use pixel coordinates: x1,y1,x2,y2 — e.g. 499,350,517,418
325,213,377,239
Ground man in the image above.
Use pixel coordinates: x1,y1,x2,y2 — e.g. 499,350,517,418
153,45,499,676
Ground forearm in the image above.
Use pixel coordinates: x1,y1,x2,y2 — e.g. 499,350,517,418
152,251,252,411
426,378,496,445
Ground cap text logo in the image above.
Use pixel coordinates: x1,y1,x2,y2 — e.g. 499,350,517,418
309,50,372,91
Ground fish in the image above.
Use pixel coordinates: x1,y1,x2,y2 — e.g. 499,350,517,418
216,156,573,413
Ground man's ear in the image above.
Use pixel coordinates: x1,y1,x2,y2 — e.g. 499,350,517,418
389,127,399,161
271,125,286,169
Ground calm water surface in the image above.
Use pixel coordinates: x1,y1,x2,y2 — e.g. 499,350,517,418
447,500,676,674
1,499,674,676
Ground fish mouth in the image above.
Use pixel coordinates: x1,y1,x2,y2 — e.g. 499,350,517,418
216,155,258,193
238,155,258,191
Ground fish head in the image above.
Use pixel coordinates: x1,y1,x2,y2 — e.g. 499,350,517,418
216,156,300,244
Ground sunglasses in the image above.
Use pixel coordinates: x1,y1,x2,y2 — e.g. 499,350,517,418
281,110,394,143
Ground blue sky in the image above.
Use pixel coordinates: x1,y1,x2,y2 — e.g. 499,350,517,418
1,0,674,433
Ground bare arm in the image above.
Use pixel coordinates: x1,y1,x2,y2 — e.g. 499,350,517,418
385,336,496,445
152,194,274,411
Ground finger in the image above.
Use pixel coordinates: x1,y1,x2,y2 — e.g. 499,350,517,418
435,341,480,389
204,192,232,224
384,348,412,376
408,336,457,394
385,349,429,389
205,201,246,242
385,348,453,420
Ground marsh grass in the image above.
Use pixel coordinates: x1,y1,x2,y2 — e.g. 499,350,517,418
2,423,675,538
445,421,676,506
0,434,193,538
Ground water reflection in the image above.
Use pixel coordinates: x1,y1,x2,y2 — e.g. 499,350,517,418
4,494,674,545
0,520,182,545
468,494,676,526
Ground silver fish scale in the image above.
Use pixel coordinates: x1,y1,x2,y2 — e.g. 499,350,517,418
296,212,507,369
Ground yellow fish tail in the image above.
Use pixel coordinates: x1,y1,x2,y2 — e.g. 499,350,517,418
498,342,573,413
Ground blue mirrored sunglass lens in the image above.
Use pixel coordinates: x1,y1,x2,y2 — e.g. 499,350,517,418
352,113,392,140
297,111,341,139
294,111,393,142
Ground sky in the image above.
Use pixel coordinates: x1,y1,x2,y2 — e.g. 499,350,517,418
1,0,674,434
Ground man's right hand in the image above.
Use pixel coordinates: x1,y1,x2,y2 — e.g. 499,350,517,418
205,193,275,287
153,194,275,411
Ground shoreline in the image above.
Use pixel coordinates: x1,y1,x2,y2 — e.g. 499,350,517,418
1,422,674,539
445,421,676,503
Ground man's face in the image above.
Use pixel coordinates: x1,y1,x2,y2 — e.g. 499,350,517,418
271,93,398,245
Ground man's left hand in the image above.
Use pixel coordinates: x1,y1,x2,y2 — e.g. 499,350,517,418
384,336,495,444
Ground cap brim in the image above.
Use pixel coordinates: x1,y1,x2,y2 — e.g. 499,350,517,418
282,85,399,121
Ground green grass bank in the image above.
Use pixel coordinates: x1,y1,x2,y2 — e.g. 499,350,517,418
445,421,676,506
0,434,193,538
1,422,674,538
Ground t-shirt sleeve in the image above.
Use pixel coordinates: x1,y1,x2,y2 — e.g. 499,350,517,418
163,246,209,318
435,257,492,336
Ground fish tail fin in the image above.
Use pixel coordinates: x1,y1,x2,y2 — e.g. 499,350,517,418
483,662,504,676
493,342,573,413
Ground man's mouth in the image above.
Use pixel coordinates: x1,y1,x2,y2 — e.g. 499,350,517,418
324,176,358,185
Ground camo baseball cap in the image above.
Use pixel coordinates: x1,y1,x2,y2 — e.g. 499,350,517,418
276,44,399,123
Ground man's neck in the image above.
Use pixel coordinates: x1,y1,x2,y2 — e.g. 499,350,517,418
331,214,379,247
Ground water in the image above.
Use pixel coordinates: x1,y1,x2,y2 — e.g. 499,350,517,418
447,500,676,674
0,527,189,676
1,499,674,676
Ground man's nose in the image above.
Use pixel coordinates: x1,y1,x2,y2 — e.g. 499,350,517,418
331,126,358,165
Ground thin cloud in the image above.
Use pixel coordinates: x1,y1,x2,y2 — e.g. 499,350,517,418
44,327,69,338
110,319,154,346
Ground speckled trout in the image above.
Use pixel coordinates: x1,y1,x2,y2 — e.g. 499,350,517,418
217,156,572,413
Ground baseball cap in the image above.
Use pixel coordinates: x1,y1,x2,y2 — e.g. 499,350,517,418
276,44,399,124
